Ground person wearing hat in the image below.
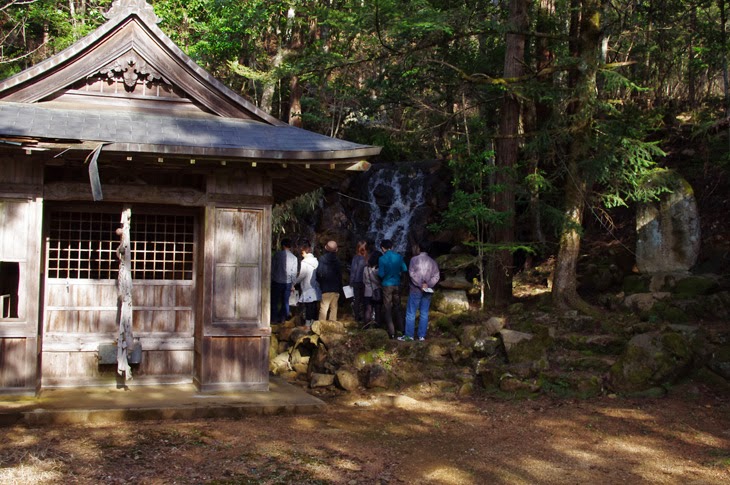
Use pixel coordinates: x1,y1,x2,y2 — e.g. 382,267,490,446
317,240,343,321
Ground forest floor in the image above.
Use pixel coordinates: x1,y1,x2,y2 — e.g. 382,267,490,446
3,182,730,484
1,376,728,484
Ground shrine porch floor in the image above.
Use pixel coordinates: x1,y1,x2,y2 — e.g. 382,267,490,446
0,377,325,425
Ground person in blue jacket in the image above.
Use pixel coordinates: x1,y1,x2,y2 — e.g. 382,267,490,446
378,239,407,339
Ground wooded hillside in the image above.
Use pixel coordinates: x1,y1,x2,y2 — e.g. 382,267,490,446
3,0,729,310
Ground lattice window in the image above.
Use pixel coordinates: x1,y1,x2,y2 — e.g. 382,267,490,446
47,211,194,280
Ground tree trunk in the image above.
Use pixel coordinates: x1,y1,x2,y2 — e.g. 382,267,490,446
551,0,602,316
289,75,303,127
689,7,697,108
489,0,528,307
527,0,555,249
551,160,591,311
260,47,283,115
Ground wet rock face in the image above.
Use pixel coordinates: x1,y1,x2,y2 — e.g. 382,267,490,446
636,172,701,274
331,161,450,256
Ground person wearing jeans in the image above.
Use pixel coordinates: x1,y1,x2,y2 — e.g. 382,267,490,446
402,241,440,341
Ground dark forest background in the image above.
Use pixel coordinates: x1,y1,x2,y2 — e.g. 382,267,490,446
3,0,729,311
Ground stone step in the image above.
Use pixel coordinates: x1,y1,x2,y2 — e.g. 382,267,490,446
554,333,626,355
550,349,616,373
539,369,605,398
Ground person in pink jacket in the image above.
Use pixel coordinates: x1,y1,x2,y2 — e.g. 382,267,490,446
400,240,440,341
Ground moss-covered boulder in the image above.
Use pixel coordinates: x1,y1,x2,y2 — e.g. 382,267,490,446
607,326,704,393
499,329,551,371
623,275,651,294
647,301,689,324
353,350,377,370
458,322,503,355
557,333,625,355
708,343,730,381
474,358,504,389
366,364,389,388
672,275,720,298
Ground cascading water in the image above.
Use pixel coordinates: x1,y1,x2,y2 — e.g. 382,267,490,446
365,166,425,254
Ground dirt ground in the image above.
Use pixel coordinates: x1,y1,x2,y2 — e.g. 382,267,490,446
1,378,728,485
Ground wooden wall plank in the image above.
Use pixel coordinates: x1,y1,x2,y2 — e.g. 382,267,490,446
0,338,28,388
199,336,268,387
137,350,193,376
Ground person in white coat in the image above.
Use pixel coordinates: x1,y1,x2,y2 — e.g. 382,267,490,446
294,240,321,326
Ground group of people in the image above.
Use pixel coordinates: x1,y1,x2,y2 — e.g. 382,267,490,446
270,237,440,340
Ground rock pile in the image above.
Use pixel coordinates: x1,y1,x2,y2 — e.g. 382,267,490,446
269,302,729,399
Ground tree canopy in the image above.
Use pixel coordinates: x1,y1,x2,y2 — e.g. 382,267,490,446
3,0,726,310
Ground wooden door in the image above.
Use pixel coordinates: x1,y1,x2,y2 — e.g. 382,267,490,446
197,205,271,391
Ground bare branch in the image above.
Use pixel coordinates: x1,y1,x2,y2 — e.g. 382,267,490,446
0,41,47,64
1,0,39,14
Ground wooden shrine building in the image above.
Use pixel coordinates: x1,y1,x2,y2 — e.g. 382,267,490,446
0,0,380,393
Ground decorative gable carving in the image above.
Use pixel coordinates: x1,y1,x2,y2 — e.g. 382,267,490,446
97,49,169,90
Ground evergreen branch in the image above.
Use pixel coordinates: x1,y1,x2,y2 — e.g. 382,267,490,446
427,59,636,86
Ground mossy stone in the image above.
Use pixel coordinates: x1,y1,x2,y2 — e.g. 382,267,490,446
650,301,689,324
672,276,720,298
623,275,650,294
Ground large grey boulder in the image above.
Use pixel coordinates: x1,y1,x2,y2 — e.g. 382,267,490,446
459,323,501,356
636,171,700,274
310,372,335,388
335,369,360,391
435,253,477,290
270,352,291,374
499,329,551,371
708,344,730,381
434,289,470,313
366,364,389,388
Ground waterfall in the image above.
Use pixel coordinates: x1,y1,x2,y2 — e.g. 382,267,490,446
365,166,425,254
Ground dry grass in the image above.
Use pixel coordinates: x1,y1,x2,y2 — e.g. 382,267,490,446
1,382,728,484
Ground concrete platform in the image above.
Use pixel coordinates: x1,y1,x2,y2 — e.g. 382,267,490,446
0,377,326,426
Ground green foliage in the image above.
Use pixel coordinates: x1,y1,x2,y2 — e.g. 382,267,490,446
431,150,534,255
271,189,323,248
0,0,112,78
3,0,728,295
